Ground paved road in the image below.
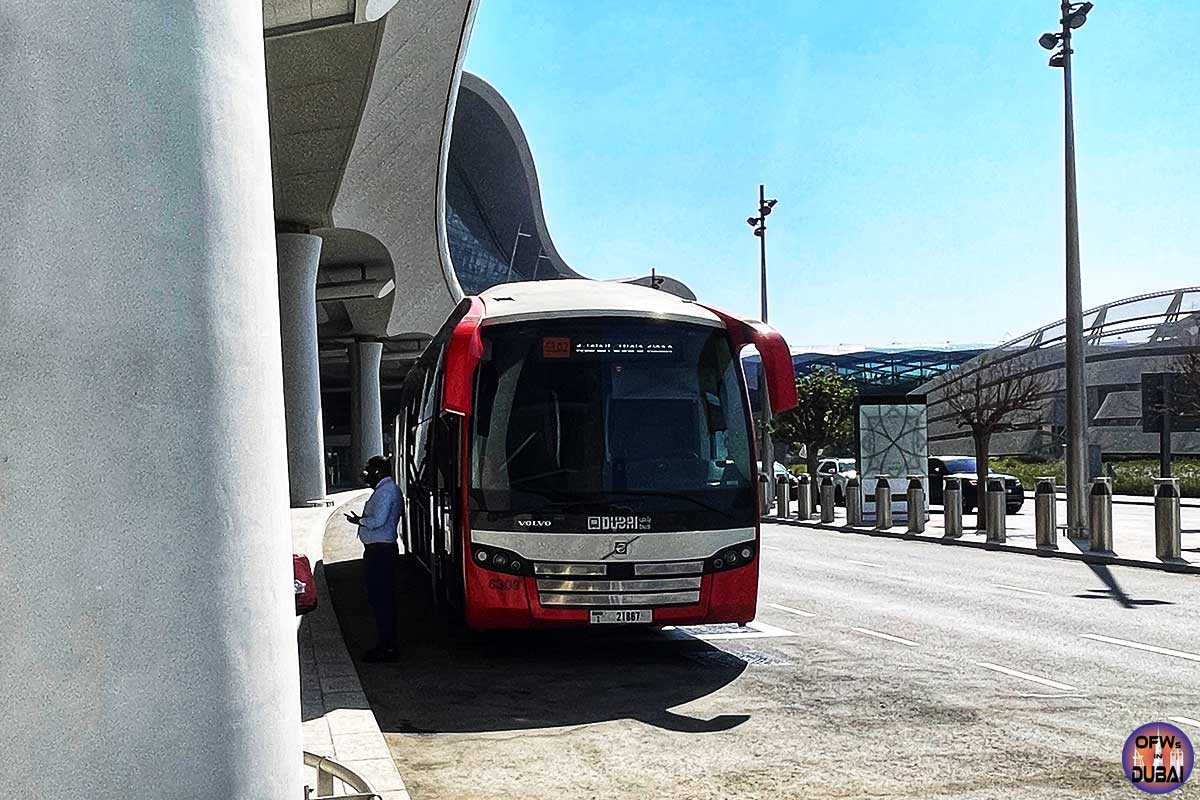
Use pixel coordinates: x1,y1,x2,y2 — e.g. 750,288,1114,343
323,515,1200,799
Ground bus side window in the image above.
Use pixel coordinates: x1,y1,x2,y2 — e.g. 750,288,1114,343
413,363,439,486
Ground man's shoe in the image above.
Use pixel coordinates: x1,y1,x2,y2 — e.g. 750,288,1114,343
363,646,399,663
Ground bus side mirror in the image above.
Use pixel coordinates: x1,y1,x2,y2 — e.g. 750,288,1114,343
692,303,797,413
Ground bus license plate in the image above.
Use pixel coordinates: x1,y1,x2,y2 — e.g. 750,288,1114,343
590,609,652,624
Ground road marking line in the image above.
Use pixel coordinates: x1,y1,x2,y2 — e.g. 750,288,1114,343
851,627,918,647
1081,634,1200,663
761,545,782,551
993,584,1050,596
765,602,816,618
1169,717,1200,729
847,559,885,569
747,620,797,637
685,620,799,641
974,662,1078,692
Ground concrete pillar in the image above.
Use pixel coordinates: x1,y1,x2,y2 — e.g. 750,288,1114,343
277,233,327,506
0,4,301,798
350,340,385,474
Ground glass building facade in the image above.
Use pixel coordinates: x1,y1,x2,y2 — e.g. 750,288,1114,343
744,348,984,405
445,163,517,295
445,160,559,295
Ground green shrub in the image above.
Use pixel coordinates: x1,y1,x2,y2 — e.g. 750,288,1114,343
987,456,1200,497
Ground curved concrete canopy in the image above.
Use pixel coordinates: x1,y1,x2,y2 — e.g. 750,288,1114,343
311,227,394,339
360,0,402,23
265,19,384,229
268,5,693,347
265,1,354,33
453,72,696,302
332,2,478,339
263,1,402,34
453,72,581,282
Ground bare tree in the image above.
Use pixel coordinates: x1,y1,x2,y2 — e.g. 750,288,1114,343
941,358,1048,528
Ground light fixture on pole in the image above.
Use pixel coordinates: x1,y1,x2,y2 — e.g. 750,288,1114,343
746,186,779,502
505,224,532,283
1040,0,1093,539
532,250,552,281
746,188,777,323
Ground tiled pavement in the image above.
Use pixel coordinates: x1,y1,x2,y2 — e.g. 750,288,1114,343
294,492,410,800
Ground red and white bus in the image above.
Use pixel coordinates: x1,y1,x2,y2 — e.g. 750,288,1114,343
394,280,796,630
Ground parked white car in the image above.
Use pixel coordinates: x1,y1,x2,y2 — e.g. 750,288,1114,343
816,458,858,505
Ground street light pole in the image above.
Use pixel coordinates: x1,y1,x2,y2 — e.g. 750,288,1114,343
758,184,769,323
748,188,779,505
1042,1,1093,539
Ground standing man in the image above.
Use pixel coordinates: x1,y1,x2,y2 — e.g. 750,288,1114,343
345,455,401,662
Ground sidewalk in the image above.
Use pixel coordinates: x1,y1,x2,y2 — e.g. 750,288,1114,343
771,498,1200,575
292,492,411,800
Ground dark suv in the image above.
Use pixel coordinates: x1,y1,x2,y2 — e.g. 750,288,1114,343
927,456,1024,514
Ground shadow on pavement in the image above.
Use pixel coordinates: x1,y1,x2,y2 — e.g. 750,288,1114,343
1073,563,1174,608
324,556,750,736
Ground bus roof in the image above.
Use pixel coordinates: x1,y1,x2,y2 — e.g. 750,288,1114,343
476,280,724,327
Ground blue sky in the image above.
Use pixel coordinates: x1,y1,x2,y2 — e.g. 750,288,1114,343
464,1,1199,350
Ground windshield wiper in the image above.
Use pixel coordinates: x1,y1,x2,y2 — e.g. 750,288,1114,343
604,489,727,515
494,487,615,514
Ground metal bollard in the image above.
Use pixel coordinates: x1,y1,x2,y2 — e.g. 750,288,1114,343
1154,477,1182,561
775,478,791,519
1034,476,1058,550
984,477,1006,543
942,477,963,538
846,476,864,526
796,473,813,519
819,476,836,523
906,475,926,534
1088,476,1113,554
874,475,892,529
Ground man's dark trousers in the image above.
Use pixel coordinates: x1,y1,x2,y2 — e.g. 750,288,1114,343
362,542,399,649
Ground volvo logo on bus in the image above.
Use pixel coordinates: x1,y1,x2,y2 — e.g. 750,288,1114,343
516,518,552,528
587,515,652,532
601,536,641,560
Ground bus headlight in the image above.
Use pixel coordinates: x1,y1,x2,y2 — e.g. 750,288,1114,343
472,545,526,575
709,542,755,572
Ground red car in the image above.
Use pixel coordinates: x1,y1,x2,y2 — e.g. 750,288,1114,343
293,554,317,615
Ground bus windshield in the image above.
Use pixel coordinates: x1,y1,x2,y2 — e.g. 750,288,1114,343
469,317,755,521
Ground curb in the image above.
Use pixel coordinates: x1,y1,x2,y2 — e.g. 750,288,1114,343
766,516,1200,576
297,494,410,800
